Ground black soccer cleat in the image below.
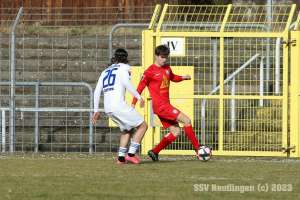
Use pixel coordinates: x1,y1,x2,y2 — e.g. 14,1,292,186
205,145,213,150
148,149,159,161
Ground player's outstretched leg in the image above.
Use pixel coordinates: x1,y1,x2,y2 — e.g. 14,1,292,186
153,132,176,152
184,125,200,150
176,112,201,151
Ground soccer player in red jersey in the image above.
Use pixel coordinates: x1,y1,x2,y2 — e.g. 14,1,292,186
132,44,201,161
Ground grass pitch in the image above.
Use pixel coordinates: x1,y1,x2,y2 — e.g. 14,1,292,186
1,153,300,200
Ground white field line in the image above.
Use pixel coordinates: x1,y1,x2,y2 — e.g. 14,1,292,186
1,154,300,163
0,174,295,181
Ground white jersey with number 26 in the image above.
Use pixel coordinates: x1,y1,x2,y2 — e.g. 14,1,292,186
94,63,141,113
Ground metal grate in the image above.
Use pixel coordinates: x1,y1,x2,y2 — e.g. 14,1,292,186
226,5,294,32
223,99,282,151
224,37,283,96
0,6,156,29
155,5,296,33
159,5,228,32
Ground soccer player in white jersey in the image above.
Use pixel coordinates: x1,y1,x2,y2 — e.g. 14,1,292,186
92,49,148,164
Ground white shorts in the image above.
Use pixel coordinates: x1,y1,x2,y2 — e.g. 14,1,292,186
106,107,144,131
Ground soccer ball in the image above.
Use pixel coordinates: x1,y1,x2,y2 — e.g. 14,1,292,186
196,146,212,162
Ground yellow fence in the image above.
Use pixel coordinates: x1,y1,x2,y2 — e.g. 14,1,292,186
111,4,300,157
290,11,300,157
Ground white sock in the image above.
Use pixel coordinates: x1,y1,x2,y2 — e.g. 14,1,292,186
128,142,140,154
118,147,127,157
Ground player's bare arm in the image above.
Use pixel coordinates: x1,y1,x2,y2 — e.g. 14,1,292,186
139,98,145,108
91,112,100,125
131,97,144,108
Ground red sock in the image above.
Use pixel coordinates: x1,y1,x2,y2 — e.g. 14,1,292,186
153,132,177,154
184,126,200,150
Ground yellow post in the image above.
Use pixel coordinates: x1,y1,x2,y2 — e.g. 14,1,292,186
285,5,296,33
220,4,232,32
217,4,232,152
282,41,289,154
156,4,168,33
141,30,156,154
280,5,296,156
290,30,300,157
148,4,161,30
218,37,224,152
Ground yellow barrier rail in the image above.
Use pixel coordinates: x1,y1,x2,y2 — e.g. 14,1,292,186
148,4,161,30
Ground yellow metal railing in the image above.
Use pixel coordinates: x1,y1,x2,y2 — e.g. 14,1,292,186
227,5,295,33
121,4,300,157
158,5,228,32
148,4,161,30
153,4,296,33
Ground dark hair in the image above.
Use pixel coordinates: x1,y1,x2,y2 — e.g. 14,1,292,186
155,44,170,56
107,48,129,67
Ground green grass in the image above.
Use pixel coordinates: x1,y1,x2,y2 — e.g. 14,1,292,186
1,153,300,200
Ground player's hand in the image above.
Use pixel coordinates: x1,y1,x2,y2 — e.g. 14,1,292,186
131,104,136,108
91,112,100,125
182,74,191,80
139,98,145,108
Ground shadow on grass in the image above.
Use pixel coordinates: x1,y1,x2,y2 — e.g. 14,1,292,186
138,160,200,164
